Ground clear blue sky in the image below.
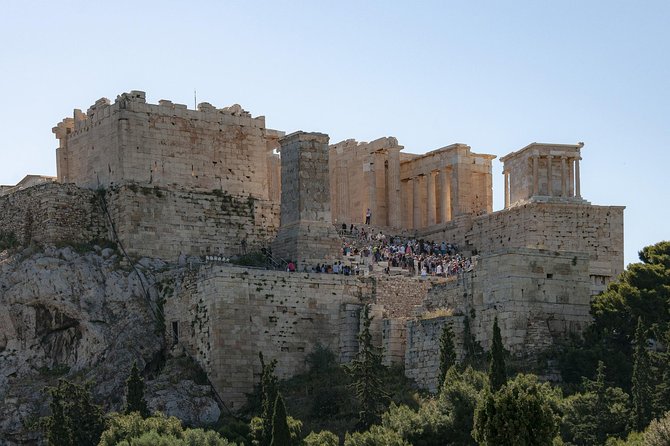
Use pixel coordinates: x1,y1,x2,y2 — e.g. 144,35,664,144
1,1,668,266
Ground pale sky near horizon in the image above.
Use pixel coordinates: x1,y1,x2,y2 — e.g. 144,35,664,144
1,1,668,267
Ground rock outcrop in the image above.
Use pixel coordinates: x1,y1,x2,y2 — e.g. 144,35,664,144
0,246,219,444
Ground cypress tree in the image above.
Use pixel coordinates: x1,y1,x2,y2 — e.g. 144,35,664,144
346,304,389,429
270,393,291,446
632,317,652,431
259,352,279,446
438,321,457,391
125,361,149,417
488,317,506,392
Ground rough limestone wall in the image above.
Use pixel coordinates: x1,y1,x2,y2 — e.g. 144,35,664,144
419,248,591,358
465,202,624,292
167,265,373,410
418,201,624,293
404,316,464,392
0,183,107,246
105,185,279,261
374,276,437,318
57,92,278,199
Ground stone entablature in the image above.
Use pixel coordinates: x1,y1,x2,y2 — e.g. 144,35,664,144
53,91,284,200
500,142,586,208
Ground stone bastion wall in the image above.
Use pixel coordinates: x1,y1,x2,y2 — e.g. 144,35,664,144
164,265,376,409
0,182,279,261
420,201,624,295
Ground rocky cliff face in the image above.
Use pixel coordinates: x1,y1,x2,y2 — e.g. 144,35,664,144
0,246,219,445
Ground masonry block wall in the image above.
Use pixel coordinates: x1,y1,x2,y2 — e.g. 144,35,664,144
53,91,283,200
0,183,107,247
404,316,465,392
420,202,624,295
104,185,279,260
165,265,373,409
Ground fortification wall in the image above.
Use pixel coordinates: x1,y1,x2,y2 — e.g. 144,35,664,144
418,248,591,356
420,202,624,294
54,91,283,199
104,185,279,261
165,265,374,409
404,316,465,392
0,183,107,247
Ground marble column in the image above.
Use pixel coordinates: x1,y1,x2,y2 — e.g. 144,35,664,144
546,155,553,196
427,171,436,226
575,157,581,198
532,155,539,196
413,176,421,229
504,170,510,208
561,156,567,197
439,168,451,223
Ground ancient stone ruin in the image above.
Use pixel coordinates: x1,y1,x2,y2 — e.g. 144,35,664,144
0,90,624,406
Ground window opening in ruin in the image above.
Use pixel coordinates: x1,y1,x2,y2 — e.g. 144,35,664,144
546,273,553,279
172,321,179,345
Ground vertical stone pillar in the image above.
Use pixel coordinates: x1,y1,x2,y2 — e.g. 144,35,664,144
402,179,412,229
568,158,575,197
546,155,554,196
575,157,581,198
560,156,567,197
438,168,450,223
532,155,539,197
272,132,341,267
427,171,436,226
387,148,402,228
413,176,422,229
504,170,510,209
366,155,376,226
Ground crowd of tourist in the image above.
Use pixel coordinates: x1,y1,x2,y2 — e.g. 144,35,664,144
296,224,474,278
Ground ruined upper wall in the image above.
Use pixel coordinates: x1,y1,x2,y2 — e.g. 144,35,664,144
0,182,107,247
53,91,284,199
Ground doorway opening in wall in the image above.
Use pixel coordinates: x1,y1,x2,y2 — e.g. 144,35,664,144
172,321,179,345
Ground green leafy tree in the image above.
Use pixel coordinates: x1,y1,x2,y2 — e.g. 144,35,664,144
438,321,457,391
440,366,487,446
303,430,339,446
487,317,506,392
642,410,670,446
585,241,670,389
653,326,670,417
631,317,653,431
125,361,150,417
344,425,411,446
271,393,291,446
346,304,389,429
473,374,559,446
380,401,450,446
98,411,235,446
561,361,631,445
42,379,105,446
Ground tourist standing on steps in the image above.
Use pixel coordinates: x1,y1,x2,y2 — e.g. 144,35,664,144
365,208,371,225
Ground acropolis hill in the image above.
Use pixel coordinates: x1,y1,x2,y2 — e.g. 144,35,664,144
0,90,624,410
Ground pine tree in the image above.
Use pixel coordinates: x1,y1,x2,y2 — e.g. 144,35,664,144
270,393,291,446
632,317,652,431
259,352,279,446
42,380,105,446
438,321,457,391
125,361,149,417
488,317,506,392
653,327,670,417
346,304,389,429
